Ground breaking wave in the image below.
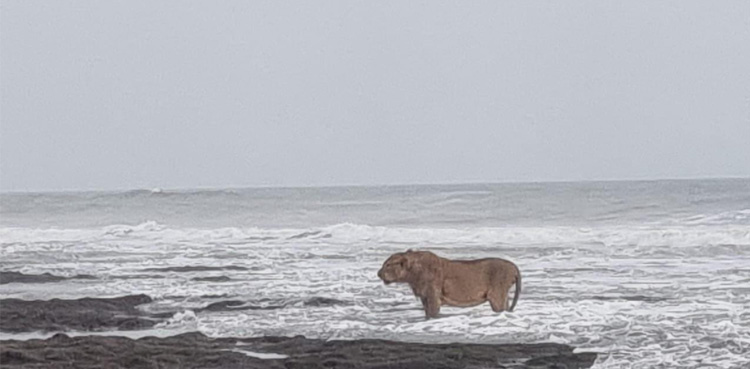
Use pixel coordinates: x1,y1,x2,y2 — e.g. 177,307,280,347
1,221,748,250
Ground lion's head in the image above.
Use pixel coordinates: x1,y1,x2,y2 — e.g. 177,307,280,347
378,250,442,287
377,251,410,284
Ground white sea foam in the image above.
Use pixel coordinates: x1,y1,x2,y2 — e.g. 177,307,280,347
2,220,749,368
227,348,288,360
157,310,198,329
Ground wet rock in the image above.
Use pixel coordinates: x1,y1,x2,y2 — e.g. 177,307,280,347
303,296,350,307
199,293,233,299
0,332,597,368
525,353,599,368
0,294,160,333
288,230,322,239
199,300,285,312
192,276,232,282
198,297,350,312
110,274,166,279
141,265,248,272
0,271,96,284
589,295,668,303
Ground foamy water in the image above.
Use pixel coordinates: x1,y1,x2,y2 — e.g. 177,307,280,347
1,180,749,368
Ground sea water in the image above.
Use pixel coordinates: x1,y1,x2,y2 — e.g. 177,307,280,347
1,179,749,368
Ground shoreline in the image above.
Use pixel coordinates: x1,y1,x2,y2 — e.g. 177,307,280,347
1,332,597,369
0,272,597,368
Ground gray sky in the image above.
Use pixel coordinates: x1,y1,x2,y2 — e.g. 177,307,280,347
1,1,749,192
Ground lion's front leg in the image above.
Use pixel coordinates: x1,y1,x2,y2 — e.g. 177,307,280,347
422,290,441,319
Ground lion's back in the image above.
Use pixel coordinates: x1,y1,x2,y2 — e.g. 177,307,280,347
446,257,517,283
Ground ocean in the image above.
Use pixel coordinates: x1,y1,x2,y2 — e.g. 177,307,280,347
1,178,749,368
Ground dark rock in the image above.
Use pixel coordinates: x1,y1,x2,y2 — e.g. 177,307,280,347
525,353,599,368
199,300,285,312
191,276,232,282
289,230,322,239
0,294,161,333
141,265,248,272
589,295,668,303
199,294,232,299
0,271,96,285
303,297,350,307
110,274,167,279
197,297,350,313
0,332,597,368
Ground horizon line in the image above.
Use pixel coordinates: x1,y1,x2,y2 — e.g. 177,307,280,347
1,175,748,195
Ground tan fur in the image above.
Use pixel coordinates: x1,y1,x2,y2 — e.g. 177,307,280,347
377,250,521,319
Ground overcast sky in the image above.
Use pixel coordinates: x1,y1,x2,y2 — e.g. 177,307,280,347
1,1,749,192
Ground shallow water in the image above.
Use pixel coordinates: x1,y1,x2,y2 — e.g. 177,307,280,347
2,179,749,368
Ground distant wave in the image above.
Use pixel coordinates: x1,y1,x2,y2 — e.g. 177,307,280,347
108,188,242,199
677,208,750,226
2,221,748,251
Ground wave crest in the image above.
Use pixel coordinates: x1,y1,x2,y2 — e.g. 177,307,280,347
1,222,748,251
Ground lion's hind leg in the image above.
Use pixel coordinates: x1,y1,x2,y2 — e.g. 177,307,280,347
487,285,508,313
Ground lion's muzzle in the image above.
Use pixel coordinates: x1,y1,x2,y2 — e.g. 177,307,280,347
377,268,392,284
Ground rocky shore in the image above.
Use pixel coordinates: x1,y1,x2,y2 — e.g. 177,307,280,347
0,272,597,368
0,294,166,333
1,332,597,369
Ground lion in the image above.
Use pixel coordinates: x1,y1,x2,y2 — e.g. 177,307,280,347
377,250,521,319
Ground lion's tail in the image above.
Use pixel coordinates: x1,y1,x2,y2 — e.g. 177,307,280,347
509,266,521,312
